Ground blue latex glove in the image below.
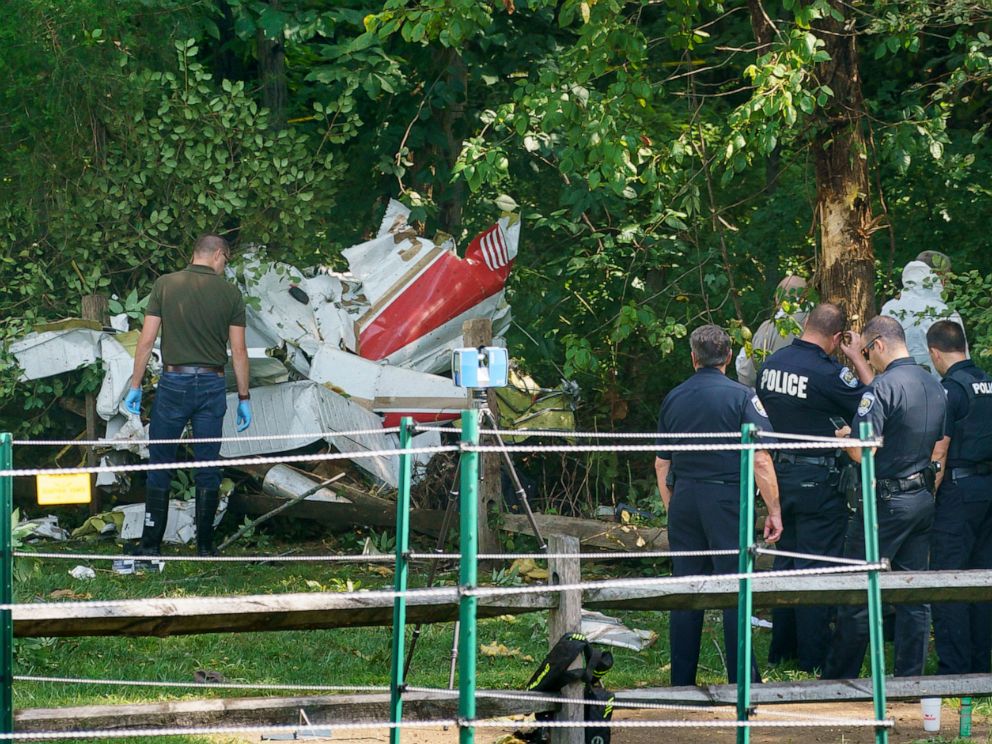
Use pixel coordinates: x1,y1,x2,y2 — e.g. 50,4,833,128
124,387,142,415
236,400,252,432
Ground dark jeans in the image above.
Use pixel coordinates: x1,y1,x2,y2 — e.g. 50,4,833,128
932,474,992,675
768,462,847,673
147,371,227,492
668,479,760,686
822,486,934,679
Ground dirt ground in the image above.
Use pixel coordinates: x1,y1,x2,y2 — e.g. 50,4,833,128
246,701,990,744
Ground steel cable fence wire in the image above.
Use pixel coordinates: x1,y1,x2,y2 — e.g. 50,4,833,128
13,548,741,563
413,426,756,439
405,686,734,713
472,718,894,729
0,720,460,740
463,439,880,454
752,547,874,566
11,427,403,447
0,561,887,612
0,444,458,478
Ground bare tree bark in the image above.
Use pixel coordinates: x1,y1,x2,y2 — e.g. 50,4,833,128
812,2,875,328
256,0,287,130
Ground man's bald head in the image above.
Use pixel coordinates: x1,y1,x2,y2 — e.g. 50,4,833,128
775,275,807,305
193,234,231,260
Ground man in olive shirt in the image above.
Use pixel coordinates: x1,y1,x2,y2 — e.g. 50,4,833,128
124,234,252,556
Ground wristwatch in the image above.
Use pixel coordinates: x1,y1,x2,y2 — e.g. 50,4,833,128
238,392,251,401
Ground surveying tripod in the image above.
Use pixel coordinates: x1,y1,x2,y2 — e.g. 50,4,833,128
403,390,547,684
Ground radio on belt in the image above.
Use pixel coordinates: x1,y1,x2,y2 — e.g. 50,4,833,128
452,346,509,389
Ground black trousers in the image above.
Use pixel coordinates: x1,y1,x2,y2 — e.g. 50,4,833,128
932,474,992,675
767,461,847,673
667,479,760,686
822,486,934,679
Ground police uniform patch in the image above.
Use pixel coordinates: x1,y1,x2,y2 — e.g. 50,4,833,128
839,366,859,388
857,392,875,417
751,395,769,418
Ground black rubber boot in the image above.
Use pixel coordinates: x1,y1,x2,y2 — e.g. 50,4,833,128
195,488,221,557
129,487,169,556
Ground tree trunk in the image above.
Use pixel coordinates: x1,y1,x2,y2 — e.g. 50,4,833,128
256,1,287,130
811,2,875,329
436,48,467,236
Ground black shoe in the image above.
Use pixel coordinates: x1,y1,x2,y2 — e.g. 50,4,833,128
195,488,221,557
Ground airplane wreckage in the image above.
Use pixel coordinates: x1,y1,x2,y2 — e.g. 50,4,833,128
7,202,654,550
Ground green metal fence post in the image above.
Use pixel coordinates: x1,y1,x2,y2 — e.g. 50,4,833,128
458,409,480,744
736,423,756,744
1,433,13,737
388,418,414,744
859,421,888,744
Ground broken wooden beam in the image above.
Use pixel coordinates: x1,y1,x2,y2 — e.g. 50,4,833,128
13,570,992,639
12,589,554,638
500,513,669,552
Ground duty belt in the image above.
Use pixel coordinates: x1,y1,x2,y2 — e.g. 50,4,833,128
165,364,225,376
772,451,837,468
951,462,992,481
877,471,927,498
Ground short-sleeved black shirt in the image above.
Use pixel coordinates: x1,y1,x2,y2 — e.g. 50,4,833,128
854,357,946,479
757,338,865,447
145,264,247,367
657,367,772,482
941,359,992,468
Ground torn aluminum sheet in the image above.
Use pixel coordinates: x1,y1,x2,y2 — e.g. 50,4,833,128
308,345,468,425
344,199,519,374
235,255,360,365
217,381,440,488
117,496,228,545
581,610,658,652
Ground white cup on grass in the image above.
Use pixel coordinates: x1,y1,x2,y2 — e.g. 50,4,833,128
921,697,941,732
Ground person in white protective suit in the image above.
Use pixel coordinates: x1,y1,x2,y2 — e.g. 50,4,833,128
881,260,965,378
735,275,809,388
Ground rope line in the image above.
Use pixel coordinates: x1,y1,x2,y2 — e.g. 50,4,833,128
16,551,398,563
0,445,457,478
11,427,402,447
405,686,733,713
413,426,760,439
463,439,881,454
0,720,458,740
13,675,389,693
753,547,873,567
17,549,738,563
413,550,740,560
753,429,848,442
476,718,895,729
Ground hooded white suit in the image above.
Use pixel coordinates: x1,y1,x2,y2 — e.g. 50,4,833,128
880,261,965,378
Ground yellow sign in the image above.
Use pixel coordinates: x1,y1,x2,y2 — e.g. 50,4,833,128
37,473,92,505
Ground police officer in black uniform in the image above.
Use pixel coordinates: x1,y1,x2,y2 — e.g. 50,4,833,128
822,315,946,679
926,319,992,674
756,303,874,672
655,324,783,686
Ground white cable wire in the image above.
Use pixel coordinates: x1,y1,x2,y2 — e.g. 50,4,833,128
0,720,459,740
15,551,398,563
405,686,732,713
463,439,880,453
0,444,457,478
476,718,894,729
13,675,389,693
11,427,402,447
413,550,740,560
753,547,872,567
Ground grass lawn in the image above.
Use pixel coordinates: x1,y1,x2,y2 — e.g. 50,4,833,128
9,532,989,743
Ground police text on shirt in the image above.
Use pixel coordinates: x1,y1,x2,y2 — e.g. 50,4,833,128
759,368,809,399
